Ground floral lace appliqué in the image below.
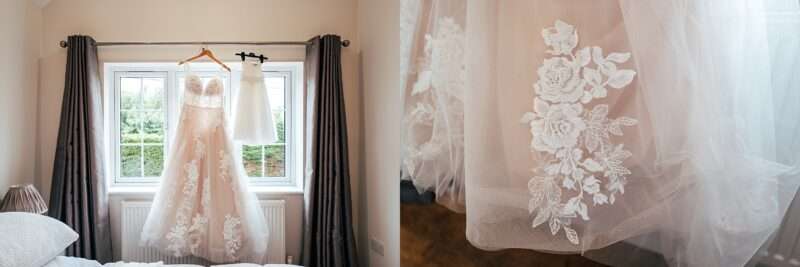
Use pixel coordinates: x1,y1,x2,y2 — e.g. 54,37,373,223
223,214,243,260
166,137,208,256
521,20,638,245
403,17,465,184
219,150,232,183
187,214,209,254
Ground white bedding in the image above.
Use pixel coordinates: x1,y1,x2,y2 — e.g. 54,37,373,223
40,257,301,267
40,257,102,267
40,257,175,267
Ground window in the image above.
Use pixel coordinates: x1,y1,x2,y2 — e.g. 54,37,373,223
242,74,289,178
115,73,167,179
105,62,303,189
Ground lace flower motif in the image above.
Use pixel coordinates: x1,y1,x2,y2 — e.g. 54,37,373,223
223,214,243,260
542,20,579,56
166,138,207,256
526,101,586,154
187,214,209,254
522,20,638,245
535,58,586,103
166,221,189,256
403,16,465,185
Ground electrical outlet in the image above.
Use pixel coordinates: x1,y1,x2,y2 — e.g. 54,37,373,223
370,236,385,256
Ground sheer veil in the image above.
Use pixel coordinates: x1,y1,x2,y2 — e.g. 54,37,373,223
402,0,800,266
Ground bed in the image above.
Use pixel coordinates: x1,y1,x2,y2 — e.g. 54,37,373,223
41,257,299,267
0,212,301,267
40,256,300,267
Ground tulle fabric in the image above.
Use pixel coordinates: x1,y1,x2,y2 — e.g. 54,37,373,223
401,0,800,266
140,74,268,263
400,0,467,212
233,61,277,145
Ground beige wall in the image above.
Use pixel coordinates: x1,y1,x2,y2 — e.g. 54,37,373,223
36,0,362,262
357,0,401,266
0,0,42,197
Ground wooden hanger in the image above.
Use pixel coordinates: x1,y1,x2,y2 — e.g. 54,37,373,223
178,47,231,72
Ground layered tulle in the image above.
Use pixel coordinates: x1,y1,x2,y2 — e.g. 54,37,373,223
400,0,467,211
140,74,268,263
233,61,277,145
401,0,800,266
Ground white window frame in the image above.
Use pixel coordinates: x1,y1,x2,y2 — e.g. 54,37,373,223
110,70,170,184
103,62,304,191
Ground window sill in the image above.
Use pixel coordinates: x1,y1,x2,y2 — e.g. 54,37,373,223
108,185,304,196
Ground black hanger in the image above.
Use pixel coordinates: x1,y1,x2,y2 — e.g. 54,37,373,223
235,51,268,63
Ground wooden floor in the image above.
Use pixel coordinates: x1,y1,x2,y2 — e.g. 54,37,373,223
401,202,609,267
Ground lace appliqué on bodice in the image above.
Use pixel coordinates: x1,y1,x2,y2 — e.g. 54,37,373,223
521,20,638,245
184,74,224,108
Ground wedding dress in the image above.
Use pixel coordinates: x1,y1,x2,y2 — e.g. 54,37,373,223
233,61,277,145
140,66,268,263
402,0,800,266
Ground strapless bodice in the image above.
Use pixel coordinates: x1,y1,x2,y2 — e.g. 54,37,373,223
183,74,224,108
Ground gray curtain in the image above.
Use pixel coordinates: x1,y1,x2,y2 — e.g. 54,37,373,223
48,35,112,263
302,35,359,267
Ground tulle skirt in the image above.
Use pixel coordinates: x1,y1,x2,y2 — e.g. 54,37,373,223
401,0,800,266
140,104,268,263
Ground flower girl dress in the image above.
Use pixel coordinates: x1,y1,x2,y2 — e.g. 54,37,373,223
233,61,277,145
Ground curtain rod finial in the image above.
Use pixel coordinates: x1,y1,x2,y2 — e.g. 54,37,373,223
342,40,350,47
59,40,68,48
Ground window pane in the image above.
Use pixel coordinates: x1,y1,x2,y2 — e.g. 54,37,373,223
120,77,141,110
242,145,263,177
273,111,285,143
265,144,285,177
121,145,142,177
265,77,285,110
120,111,141,144
141,111,164,143
143,145,164,177
142,78,164,109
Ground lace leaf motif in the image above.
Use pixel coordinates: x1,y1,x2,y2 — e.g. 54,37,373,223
523,20,638,245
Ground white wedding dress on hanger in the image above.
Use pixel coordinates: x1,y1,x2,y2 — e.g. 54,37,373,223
233,61,277,145
140,65,268,263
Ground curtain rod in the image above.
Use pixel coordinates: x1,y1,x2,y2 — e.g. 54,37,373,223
58,40,351,48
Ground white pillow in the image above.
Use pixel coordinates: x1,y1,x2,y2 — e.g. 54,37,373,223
41,256,102,267
0,212,79,267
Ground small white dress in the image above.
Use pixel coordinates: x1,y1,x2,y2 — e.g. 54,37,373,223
140,68,268,263
233,61,277,145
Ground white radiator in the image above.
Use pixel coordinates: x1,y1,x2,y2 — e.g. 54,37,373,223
120,200,286,264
